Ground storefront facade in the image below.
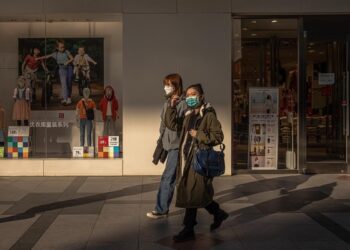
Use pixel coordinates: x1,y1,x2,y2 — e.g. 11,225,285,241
0,0,349,176
233,15,350,174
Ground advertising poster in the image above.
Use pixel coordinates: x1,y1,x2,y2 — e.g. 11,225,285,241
249,88,279,169
18,38,104,110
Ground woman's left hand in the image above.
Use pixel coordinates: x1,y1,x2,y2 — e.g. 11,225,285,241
189,129,197,138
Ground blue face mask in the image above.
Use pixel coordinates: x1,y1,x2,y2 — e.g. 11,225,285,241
186,96,200,108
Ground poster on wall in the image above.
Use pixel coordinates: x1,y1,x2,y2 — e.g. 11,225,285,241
249,88,279,169
18,38,104,110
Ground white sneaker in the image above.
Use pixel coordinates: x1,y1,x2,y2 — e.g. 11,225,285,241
61,99,66,104
66,98,72,105
146,211,168,219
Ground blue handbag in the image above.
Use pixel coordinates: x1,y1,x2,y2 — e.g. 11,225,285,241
193,144,225,177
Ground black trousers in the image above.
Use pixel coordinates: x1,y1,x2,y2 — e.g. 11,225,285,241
183,201,220,228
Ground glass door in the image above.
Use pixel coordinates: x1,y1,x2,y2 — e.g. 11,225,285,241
302,16,350,173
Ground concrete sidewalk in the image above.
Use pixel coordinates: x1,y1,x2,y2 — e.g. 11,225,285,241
0,174,349,250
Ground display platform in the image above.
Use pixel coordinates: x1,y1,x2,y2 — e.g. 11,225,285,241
0,158,123,176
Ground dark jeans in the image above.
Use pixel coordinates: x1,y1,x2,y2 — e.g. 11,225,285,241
183,201,220,229
155,149,178,214
80,119,93,146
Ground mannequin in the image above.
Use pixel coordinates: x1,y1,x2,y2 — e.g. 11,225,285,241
76,88,96,146
99,85,119,136
12,76,31,126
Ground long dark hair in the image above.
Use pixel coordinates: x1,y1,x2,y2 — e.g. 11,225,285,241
163,73,183,96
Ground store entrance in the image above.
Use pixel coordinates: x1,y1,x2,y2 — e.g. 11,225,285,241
232,18,299,172
303,16,350,173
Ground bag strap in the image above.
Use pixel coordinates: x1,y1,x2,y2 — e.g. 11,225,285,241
82,99,88,111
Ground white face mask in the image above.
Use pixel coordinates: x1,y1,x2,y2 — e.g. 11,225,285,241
164,86,174,96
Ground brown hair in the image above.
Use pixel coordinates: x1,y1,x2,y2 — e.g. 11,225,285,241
163,73,183,96
56,39,65,47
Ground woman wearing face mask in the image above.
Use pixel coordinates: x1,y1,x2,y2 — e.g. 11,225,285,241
164,83,228,242
146,74,187,219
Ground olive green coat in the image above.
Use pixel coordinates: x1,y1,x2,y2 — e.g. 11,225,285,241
164,103,224,208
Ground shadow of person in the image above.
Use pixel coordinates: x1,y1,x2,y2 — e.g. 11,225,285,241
215,174,312,203
227,182,338,225
168,174,312,217
0,182,160,224
157,182,343,250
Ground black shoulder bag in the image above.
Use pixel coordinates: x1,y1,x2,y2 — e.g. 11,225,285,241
193,143,225,178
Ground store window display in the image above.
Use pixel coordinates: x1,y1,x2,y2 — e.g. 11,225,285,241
99,85,119,136
0,20,122,160
76,88,96,147
12,76,31,126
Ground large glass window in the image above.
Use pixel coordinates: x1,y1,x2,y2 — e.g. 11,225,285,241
0,17,122,160
232,18,298,171
304,17,350,163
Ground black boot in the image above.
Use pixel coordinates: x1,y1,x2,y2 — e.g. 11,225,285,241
210,209,229,231
173,227,195,242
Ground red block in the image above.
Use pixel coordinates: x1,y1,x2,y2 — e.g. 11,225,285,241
98,136,108,147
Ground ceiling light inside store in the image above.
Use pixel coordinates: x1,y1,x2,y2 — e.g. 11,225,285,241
251,33,257,37
271,20,278,23
251,20,257,24
308,49,315,53
309,42,315,46
242,27,248,31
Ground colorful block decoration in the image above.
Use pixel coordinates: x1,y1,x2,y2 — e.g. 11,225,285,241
108,146,120,158
7,136,30,158
73,147,84,158
83,147,95,158
73,146,95,158
98,136,120,158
